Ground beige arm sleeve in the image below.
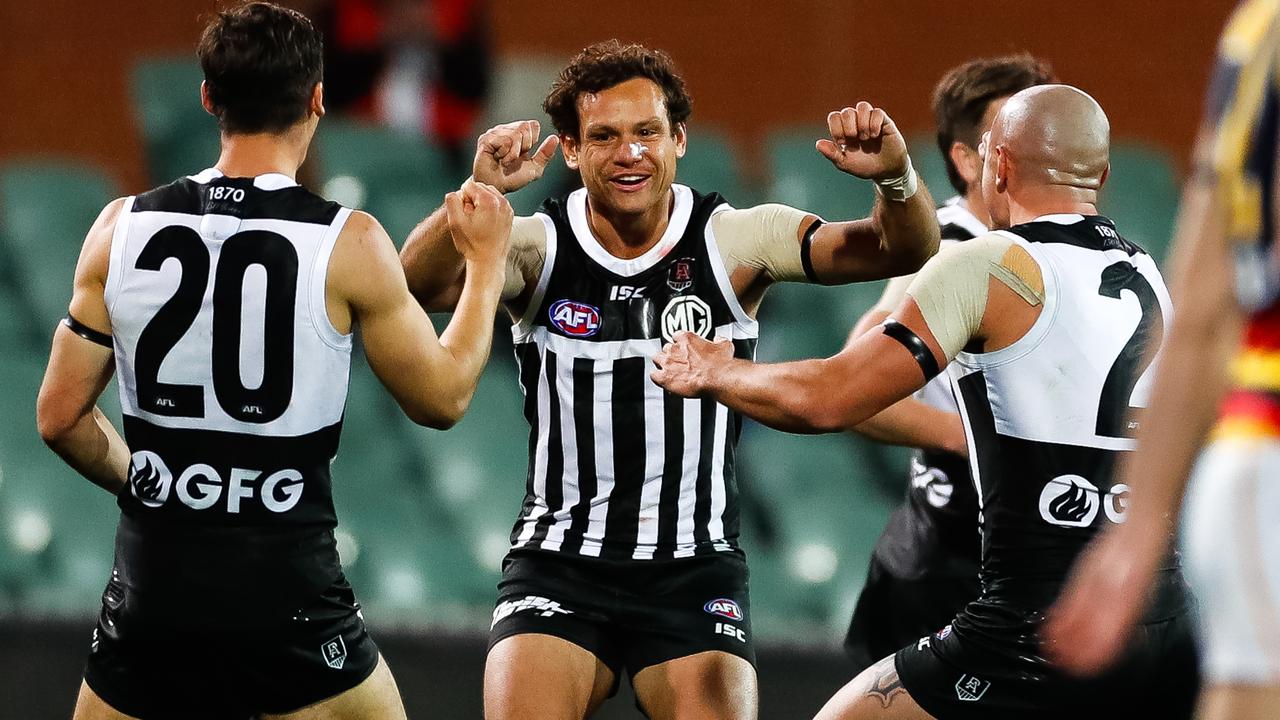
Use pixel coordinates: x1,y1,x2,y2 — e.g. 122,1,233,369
502,215,549,301
871,238,967,314
710,203,814,283
904,233,1044,361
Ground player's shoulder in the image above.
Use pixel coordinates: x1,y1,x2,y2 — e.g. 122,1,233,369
133,172,342,225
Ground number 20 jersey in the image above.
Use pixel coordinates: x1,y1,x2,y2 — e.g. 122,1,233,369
945,214,1185,661
104,169,353,621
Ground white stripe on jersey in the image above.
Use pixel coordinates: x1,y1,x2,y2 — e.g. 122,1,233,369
580,360,617,558
672,396,704,559
633,372,668,560
514,355,553,546
540,354,582,552
706,402,730,543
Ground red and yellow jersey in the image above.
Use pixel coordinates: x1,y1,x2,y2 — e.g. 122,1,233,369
1210,0,1280,437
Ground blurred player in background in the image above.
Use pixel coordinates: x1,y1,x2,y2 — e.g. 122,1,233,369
843,55,1056,672
35,3,512,718
653,84,1198,719
401,40,940,720
1048,2,1280,718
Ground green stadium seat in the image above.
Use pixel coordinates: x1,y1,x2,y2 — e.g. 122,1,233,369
314,118,461,213
766,128,876,222
0,160,118,333
908,133,955,201
679,126,752,207
0,347,119,613
131,56,221,185
1101,142,1181,263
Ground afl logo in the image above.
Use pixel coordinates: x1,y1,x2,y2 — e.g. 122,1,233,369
128,451,172,508
1038,474,1100,527
549,299,602,337
704,598,744,621
661,295,713,343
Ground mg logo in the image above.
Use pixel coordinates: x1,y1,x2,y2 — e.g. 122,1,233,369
661,295,712,343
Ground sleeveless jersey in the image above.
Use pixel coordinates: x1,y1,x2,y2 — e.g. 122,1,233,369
874,197,986,579
104,168,353,623
944,214,1187,665
509,184,758,561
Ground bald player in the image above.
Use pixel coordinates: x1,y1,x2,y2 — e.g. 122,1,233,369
652,85,1198,720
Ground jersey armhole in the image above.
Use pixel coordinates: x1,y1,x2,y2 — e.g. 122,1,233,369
512,212,557,340
704,204,760,339
310,206,355,351
103,196,136,314
954,230,1059,370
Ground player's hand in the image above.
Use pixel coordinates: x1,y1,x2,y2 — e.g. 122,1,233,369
1042,522,1167,676
651,332,735,398
473,120,560,193
445,179,513,265
816,102,909,181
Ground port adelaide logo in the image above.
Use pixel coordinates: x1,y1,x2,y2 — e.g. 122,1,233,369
549,299,602,337
703,598,744,621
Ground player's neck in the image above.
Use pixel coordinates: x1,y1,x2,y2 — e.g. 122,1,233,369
214,129,308,181
1006,186,1098,225
585,190,674,260
962,188,993,228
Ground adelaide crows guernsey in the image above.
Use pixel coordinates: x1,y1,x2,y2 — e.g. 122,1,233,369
104,168,352,623
509,184,758,561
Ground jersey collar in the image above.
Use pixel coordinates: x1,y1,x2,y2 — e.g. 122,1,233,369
187,168,299,191
567,184,693,277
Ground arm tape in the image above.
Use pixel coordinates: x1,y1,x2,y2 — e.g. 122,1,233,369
63,314,112,348
882,319,940,381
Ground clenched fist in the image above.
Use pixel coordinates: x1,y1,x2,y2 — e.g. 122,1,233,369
473,120,560,193
650,332,735,398
815,102,909,182
445,179,514,265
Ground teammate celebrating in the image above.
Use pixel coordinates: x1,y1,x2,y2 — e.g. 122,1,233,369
35,4,512,718
843,55,1055,672
652,85,1198,719
1047,2,1280,718
400,40,939,720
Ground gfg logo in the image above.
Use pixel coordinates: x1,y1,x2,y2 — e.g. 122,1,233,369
1038,475,1128,528
127,451,304,514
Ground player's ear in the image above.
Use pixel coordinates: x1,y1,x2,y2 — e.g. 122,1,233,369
995,146,1009,192
200,81,216,117
1098,162,1110,191
951,141,979,188
561,133,580,171
311,82,325,119
674,122,687,159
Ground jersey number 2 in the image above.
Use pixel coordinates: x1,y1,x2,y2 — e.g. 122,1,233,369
134,226,297,423
1096,260,1163,438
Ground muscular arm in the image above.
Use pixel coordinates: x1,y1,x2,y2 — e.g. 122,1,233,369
805,179,941,283
330,207,507,428
653,235,1041,434
36,199,131,494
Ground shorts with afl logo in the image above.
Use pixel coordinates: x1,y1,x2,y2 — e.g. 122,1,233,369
893,598,1198,720
489,548,754,684
83,571,380,719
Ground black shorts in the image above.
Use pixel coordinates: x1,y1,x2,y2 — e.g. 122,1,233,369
488,548,754,683
894,613,1198,720
844,555,979,672
84,571,380,719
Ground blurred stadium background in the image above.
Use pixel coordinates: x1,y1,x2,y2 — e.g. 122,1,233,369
0,0,1236,717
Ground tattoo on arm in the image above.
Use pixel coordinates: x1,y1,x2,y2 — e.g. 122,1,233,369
865,664,907,709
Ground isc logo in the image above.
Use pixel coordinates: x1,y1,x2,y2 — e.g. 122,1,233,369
549,299,602,337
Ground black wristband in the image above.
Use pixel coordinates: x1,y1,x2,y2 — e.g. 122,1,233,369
799,219,825,284
882,320,940,381
63,314,112,348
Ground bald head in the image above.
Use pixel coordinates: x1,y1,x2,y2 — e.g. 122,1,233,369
989,84,1110,191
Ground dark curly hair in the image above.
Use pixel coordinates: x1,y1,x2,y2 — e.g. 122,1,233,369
543,40,693,140
198,2,324,135
932,54,1056,194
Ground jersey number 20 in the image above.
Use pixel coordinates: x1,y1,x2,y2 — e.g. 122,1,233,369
134,226,297,423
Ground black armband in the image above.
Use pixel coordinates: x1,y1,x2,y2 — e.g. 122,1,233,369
62,314,112,348
799,219,825,284
882,320,940,381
